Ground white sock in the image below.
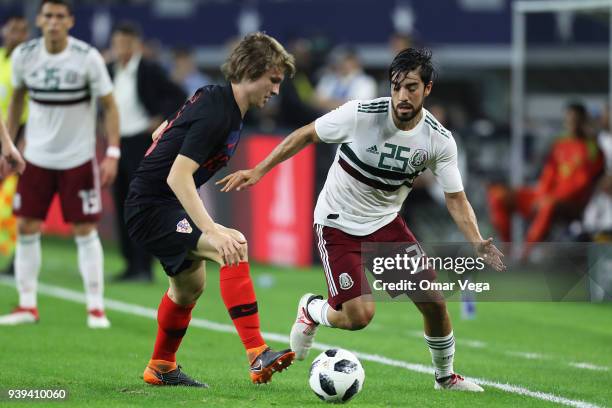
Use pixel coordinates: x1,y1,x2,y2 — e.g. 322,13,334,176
307,298,333,327
15,233,41,309
75,230,105,311
424,331,455,379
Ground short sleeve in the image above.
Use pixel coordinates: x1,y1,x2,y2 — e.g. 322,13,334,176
430,134,464,193
314,100,358,144
178,114,227,165
86,48,113,97
11,46,24,88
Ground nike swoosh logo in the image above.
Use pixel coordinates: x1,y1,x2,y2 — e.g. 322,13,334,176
250,361,262,371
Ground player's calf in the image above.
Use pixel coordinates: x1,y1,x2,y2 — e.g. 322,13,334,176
329,296,375,331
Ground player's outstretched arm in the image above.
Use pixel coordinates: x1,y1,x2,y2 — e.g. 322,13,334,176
217,122,321,192
0,120,25,178
445,191,506,272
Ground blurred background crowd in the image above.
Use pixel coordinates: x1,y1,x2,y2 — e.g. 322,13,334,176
0,0,611,277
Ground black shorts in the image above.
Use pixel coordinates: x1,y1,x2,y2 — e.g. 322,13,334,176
124,204,202,276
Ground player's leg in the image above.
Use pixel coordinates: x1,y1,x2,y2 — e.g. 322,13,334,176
0,162,55,325
72,222,109,328
413,290,483,391
0,217,44,325
60,160,109,328
189,225,294,384
143,259,208,387
389,216,483,392
291,224,375,360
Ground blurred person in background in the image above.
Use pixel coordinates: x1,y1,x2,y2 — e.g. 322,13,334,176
276,38,322,128
171,46,212,97
0,0,119,328
488,102,603,246
0,14,29,275
125,32,296,387
314,46,376,111
389,32,413,55
107,22,187,283
583,106,612,241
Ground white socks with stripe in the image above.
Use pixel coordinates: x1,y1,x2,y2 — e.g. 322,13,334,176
424,331,455,380
307,298,333,327
75,230,105,311
15,233,42,309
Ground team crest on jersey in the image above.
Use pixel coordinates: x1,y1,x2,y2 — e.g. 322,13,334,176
410,149,428,167
338,273,354,290
176,218,193,234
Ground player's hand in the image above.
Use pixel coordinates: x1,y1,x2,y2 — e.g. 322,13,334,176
474,237,506,272
216,168,263,192
99,156,118,187
207,227,245,266
152,120,168,143
0,141,26,178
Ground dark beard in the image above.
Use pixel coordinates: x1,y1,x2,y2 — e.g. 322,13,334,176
393,102,422,123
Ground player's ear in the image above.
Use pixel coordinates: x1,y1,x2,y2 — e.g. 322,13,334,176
423,81,433,97
66,15,75,30
35,13,43,29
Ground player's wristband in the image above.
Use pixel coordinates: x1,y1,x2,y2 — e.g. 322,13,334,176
106,146,121,159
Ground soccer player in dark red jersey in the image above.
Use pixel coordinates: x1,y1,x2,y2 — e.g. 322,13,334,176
124,33,296,386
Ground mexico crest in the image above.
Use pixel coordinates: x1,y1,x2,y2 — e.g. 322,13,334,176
339,273,354,290
410,149,428,167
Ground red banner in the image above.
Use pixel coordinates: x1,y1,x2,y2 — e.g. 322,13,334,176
246,135,314,266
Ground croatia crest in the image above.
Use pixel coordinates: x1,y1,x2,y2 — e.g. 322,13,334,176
176,218,193,234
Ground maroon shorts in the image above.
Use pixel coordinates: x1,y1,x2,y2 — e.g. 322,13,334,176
13,160,102,223
315,216,436,310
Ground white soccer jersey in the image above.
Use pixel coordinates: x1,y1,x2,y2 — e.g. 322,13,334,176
314,98,464,236
12,36,113,169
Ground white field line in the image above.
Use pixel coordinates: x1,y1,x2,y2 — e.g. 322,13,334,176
408,330,610,372
569,363,610,372
0,278,605,408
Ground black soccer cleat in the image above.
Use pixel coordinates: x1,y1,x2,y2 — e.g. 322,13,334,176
249,348,295,384
144,361,208,388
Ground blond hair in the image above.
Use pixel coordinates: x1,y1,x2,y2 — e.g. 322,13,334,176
222,32,295,83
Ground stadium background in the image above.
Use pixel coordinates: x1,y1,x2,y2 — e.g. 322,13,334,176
0,1,610,407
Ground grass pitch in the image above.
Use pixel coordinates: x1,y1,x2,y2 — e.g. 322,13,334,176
0,238,610,407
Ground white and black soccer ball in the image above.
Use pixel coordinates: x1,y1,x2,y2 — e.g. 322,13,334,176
309,349,365,403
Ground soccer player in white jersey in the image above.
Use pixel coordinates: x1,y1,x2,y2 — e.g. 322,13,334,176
0,0,120,329
219,48,505,391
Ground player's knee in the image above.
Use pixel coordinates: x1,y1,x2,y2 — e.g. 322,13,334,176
73,223,97,237
173,284,204,305
17,218,42,235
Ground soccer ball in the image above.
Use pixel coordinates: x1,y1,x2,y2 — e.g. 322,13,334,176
309,349,365,403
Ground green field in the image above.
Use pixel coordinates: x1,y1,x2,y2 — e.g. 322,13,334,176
0,238,610,407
